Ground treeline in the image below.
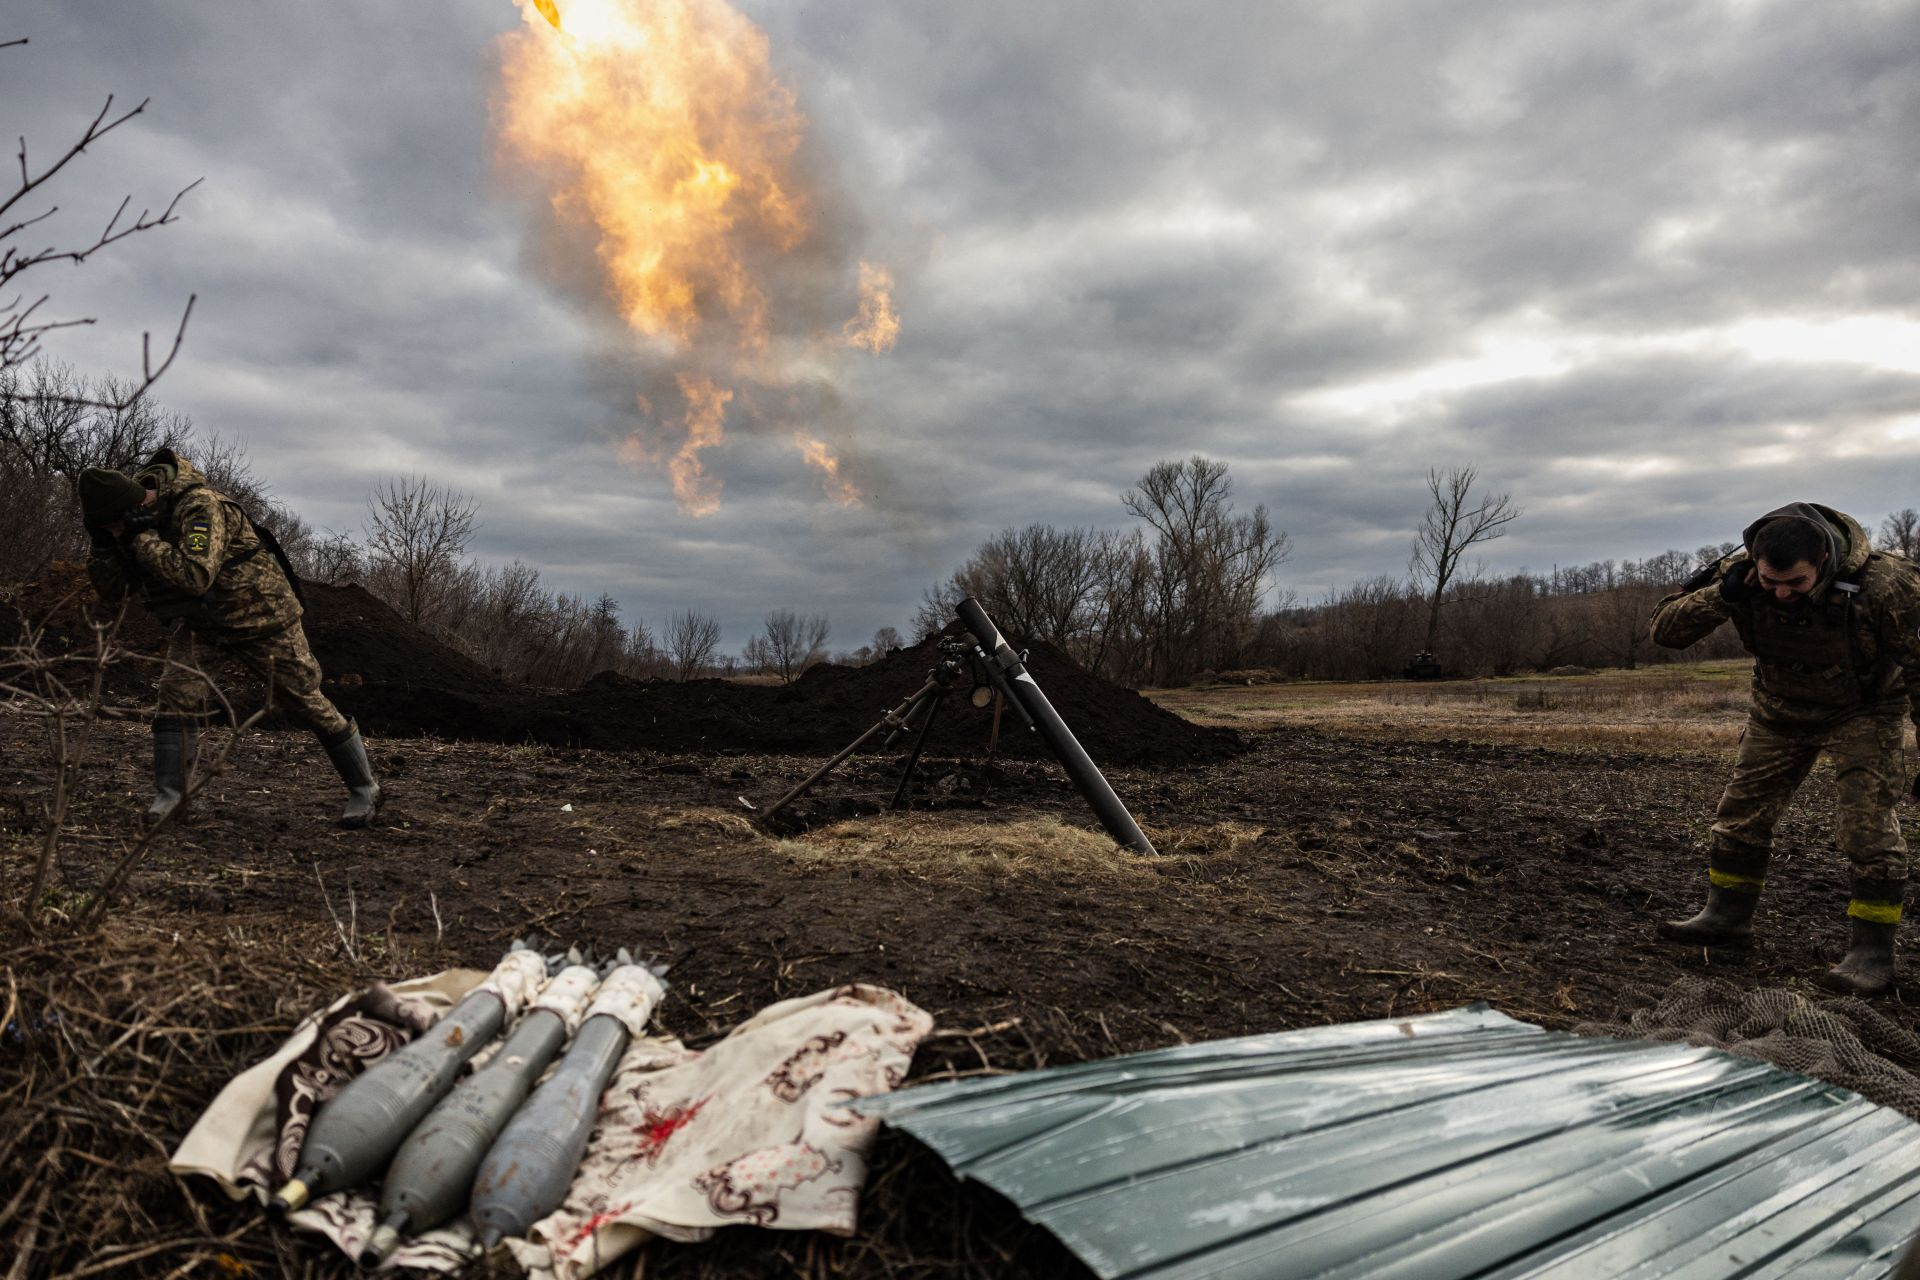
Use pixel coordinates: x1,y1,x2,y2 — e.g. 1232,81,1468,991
8,370,1916,691
926,458,1920,686
0,370,888,687
913,457,1290,687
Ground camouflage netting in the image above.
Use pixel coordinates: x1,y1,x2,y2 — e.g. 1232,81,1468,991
1576,976,1920,1119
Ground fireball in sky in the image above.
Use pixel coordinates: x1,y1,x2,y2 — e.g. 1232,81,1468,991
498,0,893,514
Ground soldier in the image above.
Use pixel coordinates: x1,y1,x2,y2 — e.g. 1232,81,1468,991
78,449,382,828
1651,501,1920,994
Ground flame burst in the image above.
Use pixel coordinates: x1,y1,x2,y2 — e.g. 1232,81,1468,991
499,0,892,515
844,261,900,353
670,375,731,517
794,433,861,506
499,0,806,350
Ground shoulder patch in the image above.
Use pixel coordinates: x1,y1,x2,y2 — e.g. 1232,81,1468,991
185,520,211,555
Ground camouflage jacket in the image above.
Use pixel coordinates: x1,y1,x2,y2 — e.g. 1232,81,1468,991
87,450,302,642
1649,503,1920,732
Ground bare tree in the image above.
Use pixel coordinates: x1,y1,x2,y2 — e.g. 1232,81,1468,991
871,626,903,655
583,593,625,675
0,363,194,581
1,37,199,408
912,581,965,641
363,476,479,628
1409,464,1520,652
292,530,365,585
741,634,774,675
663,609,721,682
1122,456,1290,685
0,364,191,478
761,609,830,682
1879,508,1919,559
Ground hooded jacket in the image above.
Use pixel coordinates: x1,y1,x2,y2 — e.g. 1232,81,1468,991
87,449,302,641
1650,502,1920,729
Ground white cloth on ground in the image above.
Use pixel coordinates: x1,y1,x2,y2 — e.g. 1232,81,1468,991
169,970,928,1277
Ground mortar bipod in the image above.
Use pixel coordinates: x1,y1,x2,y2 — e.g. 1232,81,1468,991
756,639,977,823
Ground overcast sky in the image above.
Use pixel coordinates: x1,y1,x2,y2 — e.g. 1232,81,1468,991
7,0,1918,648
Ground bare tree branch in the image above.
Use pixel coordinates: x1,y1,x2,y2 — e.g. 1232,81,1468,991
0,46,200,404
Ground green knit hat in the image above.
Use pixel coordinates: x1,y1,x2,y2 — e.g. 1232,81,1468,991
78,468,147,526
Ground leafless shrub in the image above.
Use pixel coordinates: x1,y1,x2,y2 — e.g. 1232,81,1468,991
664,609,722,682
294,529,366,586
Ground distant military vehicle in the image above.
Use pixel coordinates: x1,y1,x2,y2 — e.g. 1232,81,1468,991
1403,651,1444,680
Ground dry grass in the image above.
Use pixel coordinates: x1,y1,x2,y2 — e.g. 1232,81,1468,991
776,813,1272,885
1148,660,1770,753
779,813,1147,881
771,817,1267,886
0,910,388,1278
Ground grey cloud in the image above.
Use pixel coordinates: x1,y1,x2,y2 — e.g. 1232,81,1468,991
6,0,1916,649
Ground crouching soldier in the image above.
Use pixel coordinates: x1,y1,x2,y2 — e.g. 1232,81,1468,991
1651,502,1920,994
79,449,382,828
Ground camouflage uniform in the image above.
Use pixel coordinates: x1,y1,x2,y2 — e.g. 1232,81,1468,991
87,450,349,738
1649,503,1920,927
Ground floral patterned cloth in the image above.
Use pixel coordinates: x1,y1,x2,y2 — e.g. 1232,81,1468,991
171,973,929,1278
509,983,932,1280
169,966,485,1271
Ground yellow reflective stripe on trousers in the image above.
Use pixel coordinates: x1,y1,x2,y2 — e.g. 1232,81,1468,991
1848,899,1903,925
1708,868,1766,891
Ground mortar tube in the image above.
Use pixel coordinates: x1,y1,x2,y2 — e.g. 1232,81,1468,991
955,596,1158,855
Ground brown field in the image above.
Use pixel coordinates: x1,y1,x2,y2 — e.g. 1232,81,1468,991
1150,659,1773,752
4,654,1919,1277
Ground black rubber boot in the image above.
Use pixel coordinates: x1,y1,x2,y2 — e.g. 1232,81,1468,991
1656,885,1760,946
1821,883,1903,996
145,719,196,827
1821,918,1898,996
320,721,383,829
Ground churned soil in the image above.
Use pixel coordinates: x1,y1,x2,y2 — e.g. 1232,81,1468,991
5,694,1920,1277
6,574,1920,1278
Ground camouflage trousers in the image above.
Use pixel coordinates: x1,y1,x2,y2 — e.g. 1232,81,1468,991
1707,709,1911,923
154,623,350,740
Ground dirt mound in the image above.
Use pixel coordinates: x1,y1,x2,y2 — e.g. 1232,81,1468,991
5,568,1240,768
530,634,1242,767
301,581,502,695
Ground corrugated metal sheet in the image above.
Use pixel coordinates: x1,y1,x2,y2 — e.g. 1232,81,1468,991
854,1004,1920,1279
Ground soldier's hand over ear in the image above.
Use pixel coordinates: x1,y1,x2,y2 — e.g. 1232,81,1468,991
120,506,159,538
1719,561,1757,604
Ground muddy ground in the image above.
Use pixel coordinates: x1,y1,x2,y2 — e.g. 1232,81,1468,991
5,694,1918,1276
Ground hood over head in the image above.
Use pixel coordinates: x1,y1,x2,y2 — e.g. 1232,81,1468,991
1741,501,1870,590
133,448,207,500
